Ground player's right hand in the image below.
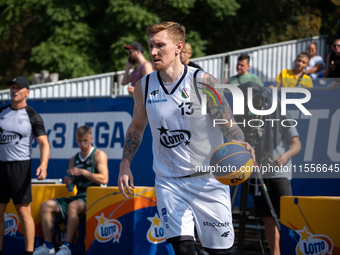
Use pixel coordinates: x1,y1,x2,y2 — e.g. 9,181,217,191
118,165,135,199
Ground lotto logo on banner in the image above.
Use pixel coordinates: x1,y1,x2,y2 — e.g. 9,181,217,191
4,213,18,236
146,213,166,244
280,197,340,255
31,112,132,160
95,213,122,243
295,227,333,255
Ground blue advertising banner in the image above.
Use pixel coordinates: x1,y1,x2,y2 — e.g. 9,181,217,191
1,97,153,187
1,89,339,195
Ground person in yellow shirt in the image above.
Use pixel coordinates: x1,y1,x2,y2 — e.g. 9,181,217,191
273,52,313,88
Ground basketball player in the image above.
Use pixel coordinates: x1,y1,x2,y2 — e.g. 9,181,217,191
118,22,255,255
34,126,109,255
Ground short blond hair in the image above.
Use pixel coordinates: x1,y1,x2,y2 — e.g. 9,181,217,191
183,43,192,53
147,21,185,45
76,125,92,137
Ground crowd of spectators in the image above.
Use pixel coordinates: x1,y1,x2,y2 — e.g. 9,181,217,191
226,39,340,89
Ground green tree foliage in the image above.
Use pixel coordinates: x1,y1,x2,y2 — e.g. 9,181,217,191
0,0,339,90
220,0,340,52
0,0,240,88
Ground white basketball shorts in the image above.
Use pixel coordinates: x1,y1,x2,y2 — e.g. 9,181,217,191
155,174,234,249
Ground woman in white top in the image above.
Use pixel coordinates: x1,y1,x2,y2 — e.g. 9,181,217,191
304,41,326,79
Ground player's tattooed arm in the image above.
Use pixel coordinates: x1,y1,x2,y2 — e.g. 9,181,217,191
122,130,142,163
205,76,245,142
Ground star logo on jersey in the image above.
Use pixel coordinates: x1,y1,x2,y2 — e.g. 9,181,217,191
0,128,23,145
158,126,191,149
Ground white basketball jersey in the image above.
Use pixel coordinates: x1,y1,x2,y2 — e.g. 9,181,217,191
141,65,224,177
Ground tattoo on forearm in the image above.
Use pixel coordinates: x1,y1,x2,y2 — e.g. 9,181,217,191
206,78,245,142
122,130,141,163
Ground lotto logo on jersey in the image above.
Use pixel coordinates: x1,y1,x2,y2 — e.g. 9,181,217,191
158,126,191,148
94,213,122,243
0,127,22,145
146,213,166,244
4,213,18,236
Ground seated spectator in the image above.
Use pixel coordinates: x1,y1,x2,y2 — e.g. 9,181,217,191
33,126,109,255
180,43,203,70
273,52,313,88
226,53,264,86
324,38,340,88
304,42,325,79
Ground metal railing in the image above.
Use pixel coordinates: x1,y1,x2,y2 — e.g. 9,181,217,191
0,35,328,100
193,35,328,81
0,70,129,100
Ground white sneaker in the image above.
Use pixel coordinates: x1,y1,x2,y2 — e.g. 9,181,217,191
33,244,56,255
56,244,72,255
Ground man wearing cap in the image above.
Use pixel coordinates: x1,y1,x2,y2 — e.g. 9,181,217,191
0,76,50,255
122,42,153,95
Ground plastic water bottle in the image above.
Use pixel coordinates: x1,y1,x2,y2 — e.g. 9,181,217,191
66,173,74,192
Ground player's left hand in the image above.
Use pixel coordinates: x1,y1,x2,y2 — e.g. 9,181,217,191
36,166,47,180
67,167,82,176
231,140,256,163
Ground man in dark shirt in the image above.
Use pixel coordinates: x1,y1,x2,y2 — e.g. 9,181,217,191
0,76,50,255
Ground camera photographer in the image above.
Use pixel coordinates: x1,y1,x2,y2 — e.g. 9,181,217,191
236,83,301,255
254,134,301,255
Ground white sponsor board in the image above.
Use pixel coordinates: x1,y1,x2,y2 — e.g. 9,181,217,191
31,112,132,160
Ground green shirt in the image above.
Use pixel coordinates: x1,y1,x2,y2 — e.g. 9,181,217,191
73,148,100,194
227,72,264,86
